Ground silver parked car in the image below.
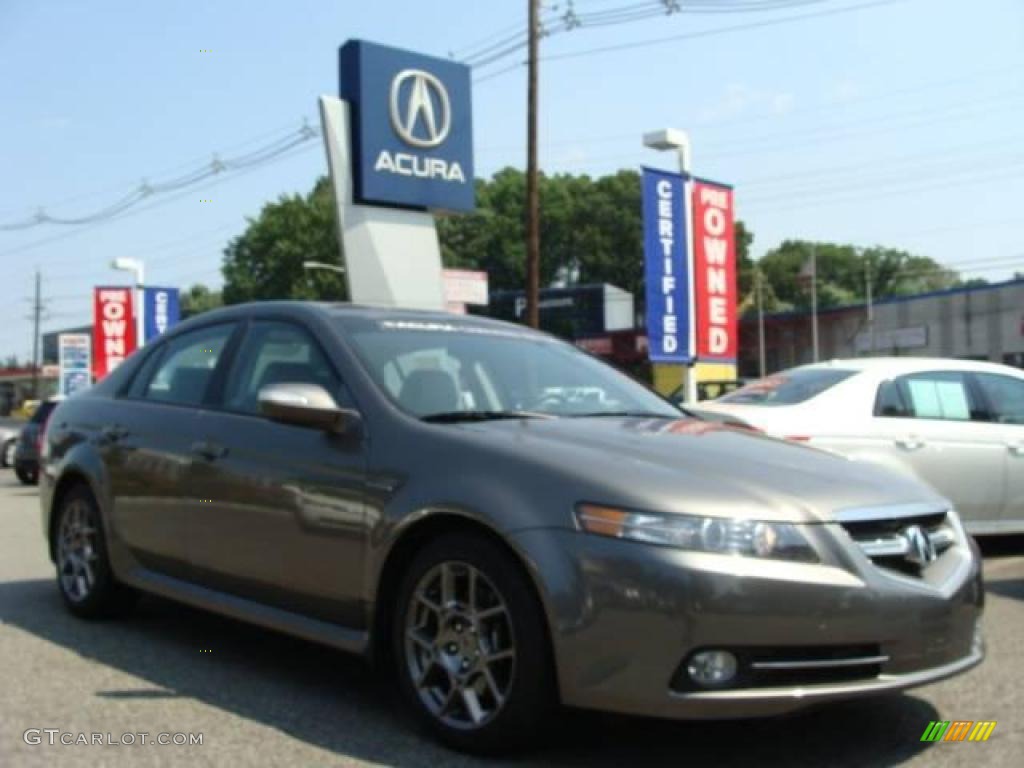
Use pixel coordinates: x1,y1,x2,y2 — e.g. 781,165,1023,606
40,304,983,753
700,358,1024,535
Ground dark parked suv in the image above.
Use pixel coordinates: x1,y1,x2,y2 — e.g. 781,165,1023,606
40,302,983,753
14,397,61,485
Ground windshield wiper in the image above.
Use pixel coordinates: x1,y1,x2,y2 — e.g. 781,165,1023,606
421,410,556,423
567,411,679,419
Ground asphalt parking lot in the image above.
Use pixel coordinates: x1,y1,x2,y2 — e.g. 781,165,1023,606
0,475,1021,767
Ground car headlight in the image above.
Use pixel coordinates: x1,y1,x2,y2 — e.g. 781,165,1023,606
574,503,818,562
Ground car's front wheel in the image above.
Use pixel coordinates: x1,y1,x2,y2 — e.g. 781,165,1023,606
52,485,135,618
393,531,556,754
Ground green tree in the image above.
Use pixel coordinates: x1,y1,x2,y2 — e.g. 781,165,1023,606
179,284,223,318
222,177,345,304
756,240,962,312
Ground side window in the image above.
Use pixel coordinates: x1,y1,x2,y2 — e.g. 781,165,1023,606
877,371,977,422
874,379,911,418
222,321,347,414
126,346,167,399
141,324,235,406
974,373,1024,425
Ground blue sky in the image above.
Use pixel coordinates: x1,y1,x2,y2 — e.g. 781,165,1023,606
1,0,1022,360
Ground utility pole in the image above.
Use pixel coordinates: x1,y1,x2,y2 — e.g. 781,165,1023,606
810,243,819,362
756,268,766,378
30,270,41,399
865,257,874,355
524,0,541,328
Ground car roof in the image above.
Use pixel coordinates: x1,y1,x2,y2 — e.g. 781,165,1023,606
169,300,546,337
786,357,1024,377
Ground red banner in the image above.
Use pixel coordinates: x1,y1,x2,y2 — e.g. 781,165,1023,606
92,287,137,380
692,180,737,360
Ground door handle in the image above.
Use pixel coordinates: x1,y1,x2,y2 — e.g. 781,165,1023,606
896,436,925,451
190,440,227,461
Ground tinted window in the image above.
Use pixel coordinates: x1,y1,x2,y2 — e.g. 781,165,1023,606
717,368,855,406
875,371,979,422
223,321,345,414
340,317,679,419
141,324,235,406
974,372,1024,425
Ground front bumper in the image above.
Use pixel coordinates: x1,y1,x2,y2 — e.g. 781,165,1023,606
510,524,984,720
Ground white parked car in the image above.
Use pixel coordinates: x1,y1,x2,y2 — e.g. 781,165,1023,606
699,358,1024,535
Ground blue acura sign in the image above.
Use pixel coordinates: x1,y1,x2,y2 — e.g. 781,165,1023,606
339,40,475,213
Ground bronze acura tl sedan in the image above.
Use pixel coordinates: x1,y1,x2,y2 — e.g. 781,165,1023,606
40,303,984,753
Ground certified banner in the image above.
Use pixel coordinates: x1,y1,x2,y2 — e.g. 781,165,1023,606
692,179,737,361
58,334,91,396
143,286,181,343
642,167,693,363
92,287,137,380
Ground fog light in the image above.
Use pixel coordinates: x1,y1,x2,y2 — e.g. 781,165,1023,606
687,650,738,687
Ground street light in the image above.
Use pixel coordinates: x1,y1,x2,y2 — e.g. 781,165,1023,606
643,128,698,404
110,257,145,348
302,260,346,275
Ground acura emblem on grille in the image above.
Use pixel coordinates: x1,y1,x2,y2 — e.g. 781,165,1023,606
903,524,937,565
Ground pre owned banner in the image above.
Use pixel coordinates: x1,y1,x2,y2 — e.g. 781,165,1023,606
143,286,181,343
642,167,693,363
93,287,137,380
692,180,737,361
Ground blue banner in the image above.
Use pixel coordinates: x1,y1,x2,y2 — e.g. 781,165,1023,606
143,287,180,343
642,167,692,363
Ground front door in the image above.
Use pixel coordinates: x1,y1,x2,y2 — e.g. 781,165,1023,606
186,319,369,627
870,369,1005,528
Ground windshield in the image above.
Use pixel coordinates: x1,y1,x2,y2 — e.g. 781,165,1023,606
340,318,680,420
716,368,856,406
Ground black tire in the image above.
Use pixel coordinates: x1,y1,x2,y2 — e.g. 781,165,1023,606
1,439,14,468
15,466,37,485
51,485,136,619
392,531,556,754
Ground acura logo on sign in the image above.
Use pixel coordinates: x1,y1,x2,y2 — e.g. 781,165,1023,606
904,524,937,565
390,69,451,148
375,68,465,184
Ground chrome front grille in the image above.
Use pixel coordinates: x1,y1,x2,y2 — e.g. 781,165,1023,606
836,503,957,577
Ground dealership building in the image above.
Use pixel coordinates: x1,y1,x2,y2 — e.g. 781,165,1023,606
739,277,1024,377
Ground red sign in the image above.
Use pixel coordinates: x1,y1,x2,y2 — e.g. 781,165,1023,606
692,181,737,360
92,287,137,380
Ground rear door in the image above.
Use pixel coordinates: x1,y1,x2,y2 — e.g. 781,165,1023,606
186,318,369,627
105,322,238,578
870,370,1005,528
972,371,1024,530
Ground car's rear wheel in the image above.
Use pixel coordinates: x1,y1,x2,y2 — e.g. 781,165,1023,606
15,466,37,485
392,531,556,754
1,439,15,468
53,485,135,618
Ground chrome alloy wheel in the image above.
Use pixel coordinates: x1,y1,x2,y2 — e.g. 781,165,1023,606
56,499,99,603
404,561,517,730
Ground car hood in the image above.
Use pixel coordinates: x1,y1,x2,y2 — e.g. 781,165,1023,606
450,416,946,524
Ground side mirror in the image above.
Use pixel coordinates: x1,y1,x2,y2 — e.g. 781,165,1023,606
257,382,360,435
